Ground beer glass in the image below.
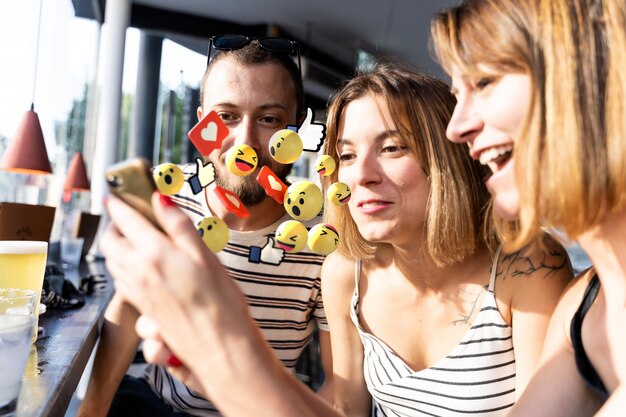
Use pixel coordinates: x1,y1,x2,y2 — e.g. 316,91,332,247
0,241,48,342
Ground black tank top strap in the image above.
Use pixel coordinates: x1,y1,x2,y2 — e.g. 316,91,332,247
570,275,608,401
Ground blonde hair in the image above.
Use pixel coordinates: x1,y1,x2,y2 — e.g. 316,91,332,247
323,63,498,265
432,0,621,247
604,0,626,213
431,0,536,79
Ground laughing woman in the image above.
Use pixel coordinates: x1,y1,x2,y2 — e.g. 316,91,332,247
320,64,572,417
432,0,626,414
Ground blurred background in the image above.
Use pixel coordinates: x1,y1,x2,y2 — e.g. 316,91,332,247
0,0,455,194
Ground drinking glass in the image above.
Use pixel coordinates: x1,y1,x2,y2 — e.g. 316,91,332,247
60,237,84,268
0,241,48,342
0,289,37,416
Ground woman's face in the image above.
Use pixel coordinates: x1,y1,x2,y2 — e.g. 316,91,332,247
446,66,531,219
336,94,429,246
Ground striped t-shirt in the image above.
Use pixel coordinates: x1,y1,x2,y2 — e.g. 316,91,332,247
144,164,328,416
351,247,516,417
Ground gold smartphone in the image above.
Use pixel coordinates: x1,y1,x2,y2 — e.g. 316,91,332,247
105,157,162,230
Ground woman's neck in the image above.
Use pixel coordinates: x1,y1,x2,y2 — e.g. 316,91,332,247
577,209,626,302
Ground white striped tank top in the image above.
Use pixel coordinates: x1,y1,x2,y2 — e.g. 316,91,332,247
350,247,516,416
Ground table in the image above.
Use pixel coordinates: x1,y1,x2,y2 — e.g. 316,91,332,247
16,260,114,417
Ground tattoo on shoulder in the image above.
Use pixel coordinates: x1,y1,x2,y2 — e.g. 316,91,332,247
498,238,571,281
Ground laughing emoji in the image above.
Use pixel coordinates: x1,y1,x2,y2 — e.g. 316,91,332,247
226,144,258,176
327,182,351,205
269,129,303,164
275,220,308,253
153,163,184,195
197,216,229,253
315,155,336,177
284,181,323,221
307,223,339,255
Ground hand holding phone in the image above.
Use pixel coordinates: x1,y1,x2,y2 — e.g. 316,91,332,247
106,158,162,231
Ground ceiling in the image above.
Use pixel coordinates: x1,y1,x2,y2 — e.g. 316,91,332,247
71,0,461,106
128,0,460,78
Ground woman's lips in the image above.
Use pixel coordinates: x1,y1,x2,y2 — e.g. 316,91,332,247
357,199,392,214
485,152,514,190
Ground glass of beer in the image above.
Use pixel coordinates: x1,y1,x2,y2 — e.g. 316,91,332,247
0,241,48,342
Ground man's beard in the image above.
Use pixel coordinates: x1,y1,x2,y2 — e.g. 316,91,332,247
209,152,292,207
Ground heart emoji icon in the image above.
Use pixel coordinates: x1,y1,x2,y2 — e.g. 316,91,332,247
255,166,287,204
268,176,282,191
226,194,240,208
201,122,218,142
188,111,228,156
214,186,250,218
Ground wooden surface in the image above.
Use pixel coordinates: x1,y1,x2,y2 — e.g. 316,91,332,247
16,259,113,417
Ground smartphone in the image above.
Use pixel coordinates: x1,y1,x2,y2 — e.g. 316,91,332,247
105,157,162,230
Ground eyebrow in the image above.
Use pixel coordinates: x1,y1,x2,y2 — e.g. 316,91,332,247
337,130,401,146
212,102,290,113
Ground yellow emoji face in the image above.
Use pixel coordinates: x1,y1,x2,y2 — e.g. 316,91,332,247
153,163,184,196
197,216,230,253
269,129,303,164
307,223,339,256
327,182,351,206
315,155,336,177
284,181,323,221
226,144,258,176
275,220,308,253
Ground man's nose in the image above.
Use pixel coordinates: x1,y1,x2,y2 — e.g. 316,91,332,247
233,118,260,150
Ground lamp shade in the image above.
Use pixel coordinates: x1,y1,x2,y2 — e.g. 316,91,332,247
64,152,90,191
0,109,52,174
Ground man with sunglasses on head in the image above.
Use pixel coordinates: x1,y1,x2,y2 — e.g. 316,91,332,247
78,35,332,417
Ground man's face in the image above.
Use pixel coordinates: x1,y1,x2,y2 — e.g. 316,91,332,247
198,58,298,206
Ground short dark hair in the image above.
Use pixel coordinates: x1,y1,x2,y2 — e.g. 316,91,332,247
200,41,305,121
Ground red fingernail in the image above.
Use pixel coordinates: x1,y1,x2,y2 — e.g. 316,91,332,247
159,194,176,207
167,354,182,367
103,195,109,206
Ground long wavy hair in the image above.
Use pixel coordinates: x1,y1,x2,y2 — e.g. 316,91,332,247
323,63,498,265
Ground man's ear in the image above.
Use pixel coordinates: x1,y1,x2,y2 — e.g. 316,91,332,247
197,106,203,122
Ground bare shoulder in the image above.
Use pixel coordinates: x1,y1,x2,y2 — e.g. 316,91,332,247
500,233,574,285
551,268,597,343
321,252,358,304
559,267,596,305
498,234,575,313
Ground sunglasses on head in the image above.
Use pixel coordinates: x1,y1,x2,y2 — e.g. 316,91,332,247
207,34,301,74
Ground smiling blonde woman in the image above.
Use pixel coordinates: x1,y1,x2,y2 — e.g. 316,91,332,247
432,0,626,414
320,63,572,417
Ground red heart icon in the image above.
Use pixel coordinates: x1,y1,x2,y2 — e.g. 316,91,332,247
188,111,229,157
214,186,250,218
256,166,287,204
